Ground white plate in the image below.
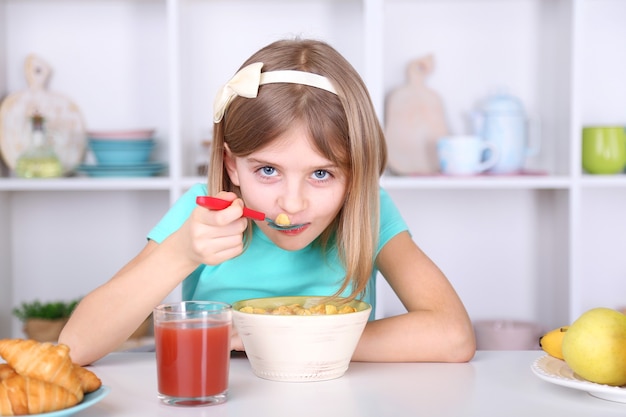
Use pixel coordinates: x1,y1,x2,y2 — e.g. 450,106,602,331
0,92,87,173
0,55,87,173
30,385,111,417
531,355,626,403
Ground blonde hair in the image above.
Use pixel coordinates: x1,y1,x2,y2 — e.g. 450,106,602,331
208,39,387,301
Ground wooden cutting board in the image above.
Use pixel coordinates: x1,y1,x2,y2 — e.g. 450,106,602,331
385,55,449,175
0,54,86,173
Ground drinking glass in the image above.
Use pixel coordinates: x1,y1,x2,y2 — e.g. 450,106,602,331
153,301,232,406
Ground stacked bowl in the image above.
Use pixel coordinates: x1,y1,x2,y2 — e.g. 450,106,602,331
78,129,165,177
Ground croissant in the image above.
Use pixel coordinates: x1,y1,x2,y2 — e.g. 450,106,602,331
0,365,16,381
0,374,79,416
72,365,101,394
0,339,83,402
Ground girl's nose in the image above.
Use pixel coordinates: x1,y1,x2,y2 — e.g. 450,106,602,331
277,184,307,214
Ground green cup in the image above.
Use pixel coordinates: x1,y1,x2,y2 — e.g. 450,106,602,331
582,126,626,174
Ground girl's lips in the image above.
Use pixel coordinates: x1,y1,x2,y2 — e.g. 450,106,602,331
277,223,309,234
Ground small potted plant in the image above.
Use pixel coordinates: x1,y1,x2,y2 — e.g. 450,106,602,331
12,298,80,342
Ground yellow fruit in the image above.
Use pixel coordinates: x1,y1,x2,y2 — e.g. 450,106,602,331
562,307,626,386
539,326,569,360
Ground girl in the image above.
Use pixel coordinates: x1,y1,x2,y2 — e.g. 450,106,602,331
60,39,475,365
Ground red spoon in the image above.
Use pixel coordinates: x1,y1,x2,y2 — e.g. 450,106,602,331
196,196,303,230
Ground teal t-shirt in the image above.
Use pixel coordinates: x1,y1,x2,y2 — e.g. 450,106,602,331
147,183,408,318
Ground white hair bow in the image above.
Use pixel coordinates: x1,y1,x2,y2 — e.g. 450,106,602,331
213,62,337,123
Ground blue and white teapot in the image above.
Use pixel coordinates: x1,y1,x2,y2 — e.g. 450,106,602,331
472,92,539,174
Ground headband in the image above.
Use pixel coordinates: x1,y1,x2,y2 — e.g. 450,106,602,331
213,62,338,123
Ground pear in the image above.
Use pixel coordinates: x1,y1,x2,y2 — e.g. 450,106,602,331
562,307,626,386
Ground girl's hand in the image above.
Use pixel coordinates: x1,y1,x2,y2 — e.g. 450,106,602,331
182,191,249,266
230,326,245,351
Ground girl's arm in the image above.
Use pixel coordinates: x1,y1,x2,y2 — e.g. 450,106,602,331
351,231,476,363
59,194,248,366
59,238,189,366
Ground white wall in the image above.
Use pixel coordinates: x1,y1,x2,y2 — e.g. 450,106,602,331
8,190,169,337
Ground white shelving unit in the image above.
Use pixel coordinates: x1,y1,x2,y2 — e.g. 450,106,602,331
1,0,625,338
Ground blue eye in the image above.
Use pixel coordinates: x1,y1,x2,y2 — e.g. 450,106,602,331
261,166,277,176
312,170,330,180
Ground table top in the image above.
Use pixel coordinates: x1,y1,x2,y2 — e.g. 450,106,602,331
75,350,626,417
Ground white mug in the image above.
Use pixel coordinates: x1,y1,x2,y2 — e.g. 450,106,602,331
437,135,499,175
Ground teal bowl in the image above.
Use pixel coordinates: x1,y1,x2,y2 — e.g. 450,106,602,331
88,138,154,148
89,140,155,165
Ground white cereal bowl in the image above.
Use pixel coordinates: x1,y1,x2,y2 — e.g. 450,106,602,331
232,296,371,382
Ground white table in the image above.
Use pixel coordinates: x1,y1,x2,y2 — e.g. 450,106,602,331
79,351,626,417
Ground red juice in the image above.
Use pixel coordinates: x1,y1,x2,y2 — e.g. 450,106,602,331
155,320,230,398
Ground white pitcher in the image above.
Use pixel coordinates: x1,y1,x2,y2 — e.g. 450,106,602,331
472,92,540,174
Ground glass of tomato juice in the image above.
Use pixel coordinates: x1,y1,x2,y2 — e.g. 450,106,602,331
153,301,232,406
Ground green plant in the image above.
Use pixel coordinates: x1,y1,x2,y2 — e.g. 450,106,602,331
12,298,80,321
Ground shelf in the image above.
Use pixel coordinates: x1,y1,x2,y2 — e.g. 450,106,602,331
4,172,624,193
381,175,572,190
578,175,626,188
0,177,173,191
151,175,578,192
